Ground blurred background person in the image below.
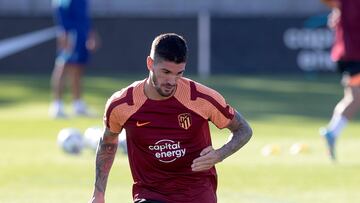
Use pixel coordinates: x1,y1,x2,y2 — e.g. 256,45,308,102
320,0,360,161
49,0,98,118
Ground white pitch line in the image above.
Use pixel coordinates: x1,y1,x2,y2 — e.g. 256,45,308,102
0,26,57,60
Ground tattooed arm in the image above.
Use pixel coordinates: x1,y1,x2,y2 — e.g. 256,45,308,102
192,110,252,171
89,128,119,203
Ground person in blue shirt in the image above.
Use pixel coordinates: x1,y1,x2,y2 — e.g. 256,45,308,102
50,0,98,118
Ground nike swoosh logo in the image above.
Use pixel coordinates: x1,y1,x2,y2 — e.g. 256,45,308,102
136,121,151,127
0,26,57,60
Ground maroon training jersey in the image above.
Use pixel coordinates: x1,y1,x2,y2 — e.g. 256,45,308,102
104,77,235,203
331,0,360,61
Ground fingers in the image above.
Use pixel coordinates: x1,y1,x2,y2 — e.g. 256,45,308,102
191,162,212,172
200,146,213,156
192,146,220,172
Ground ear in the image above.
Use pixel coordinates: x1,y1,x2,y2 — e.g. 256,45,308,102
146,56,154,72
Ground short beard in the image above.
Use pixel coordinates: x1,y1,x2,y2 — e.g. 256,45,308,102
151,72,174,97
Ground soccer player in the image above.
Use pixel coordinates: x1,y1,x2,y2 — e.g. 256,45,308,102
320,0,360,161
49,0,98,118
89,33,252,203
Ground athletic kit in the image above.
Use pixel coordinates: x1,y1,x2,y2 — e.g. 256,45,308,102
53,0,91,64
331,0,360,86
104,77,235,203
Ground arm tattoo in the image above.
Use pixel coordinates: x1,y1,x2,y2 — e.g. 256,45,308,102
94,134,118,194
217,111,252,161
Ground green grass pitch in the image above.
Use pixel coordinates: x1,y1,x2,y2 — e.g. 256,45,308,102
0,73,359,203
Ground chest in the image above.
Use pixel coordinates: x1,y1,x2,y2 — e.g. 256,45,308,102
123,98,208,148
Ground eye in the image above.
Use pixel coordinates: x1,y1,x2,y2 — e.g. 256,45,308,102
177,71,184,76
162,69,171,74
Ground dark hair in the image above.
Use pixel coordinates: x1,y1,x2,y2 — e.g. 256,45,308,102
150,33,187,64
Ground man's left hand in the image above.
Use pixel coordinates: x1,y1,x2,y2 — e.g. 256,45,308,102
191,146,221,172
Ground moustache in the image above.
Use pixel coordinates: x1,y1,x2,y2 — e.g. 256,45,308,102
163,83,176,88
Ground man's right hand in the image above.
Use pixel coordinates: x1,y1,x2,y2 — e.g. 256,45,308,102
57,32,71,50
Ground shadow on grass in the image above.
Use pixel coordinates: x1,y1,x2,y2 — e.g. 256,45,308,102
0,74,139,109
0,75,50,107
0,74,343,120
196,74,342,120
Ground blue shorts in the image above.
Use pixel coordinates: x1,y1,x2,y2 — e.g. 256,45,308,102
56,29,89,65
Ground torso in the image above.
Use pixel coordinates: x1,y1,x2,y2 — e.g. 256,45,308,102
105,78,234,203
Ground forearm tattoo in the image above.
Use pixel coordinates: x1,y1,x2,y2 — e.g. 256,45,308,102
218,111,252,161
95,137,118,193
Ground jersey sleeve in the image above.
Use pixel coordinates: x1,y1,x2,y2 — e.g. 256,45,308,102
103,80,148,134
177,79,235,129
103,90,125,134
203,87,235,129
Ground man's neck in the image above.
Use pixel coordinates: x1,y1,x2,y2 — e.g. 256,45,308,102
144,77,173,100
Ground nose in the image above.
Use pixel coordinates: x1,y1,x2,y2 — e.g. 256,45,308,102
167,74,177,86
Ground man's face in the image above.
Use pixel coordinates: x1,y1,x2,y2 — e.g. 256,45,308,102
150,59,186,98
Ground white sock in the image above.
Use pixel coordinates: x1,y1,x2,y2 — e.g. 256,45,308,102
53,100,64,109
73,99,87,111
327,115,348,137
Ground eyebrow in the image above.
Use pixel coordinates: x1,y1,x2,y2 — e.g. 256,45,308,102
161,68,184,74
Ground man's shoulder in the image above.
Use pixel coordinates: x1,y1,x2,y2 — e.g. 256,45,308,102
107,79,145,104
176,77,234,126
179,77,220,97
179,77,211,90
176,77,227,109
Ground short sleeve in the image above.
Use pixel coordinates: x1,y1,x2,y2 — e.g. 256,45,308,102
103,90,126,134
179,80,235,129
207,91,235,129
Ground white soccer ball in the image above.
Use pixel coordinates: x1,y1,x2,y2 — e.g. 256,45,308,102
57,128,84,155
84,126,103,150
118,129,127,154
